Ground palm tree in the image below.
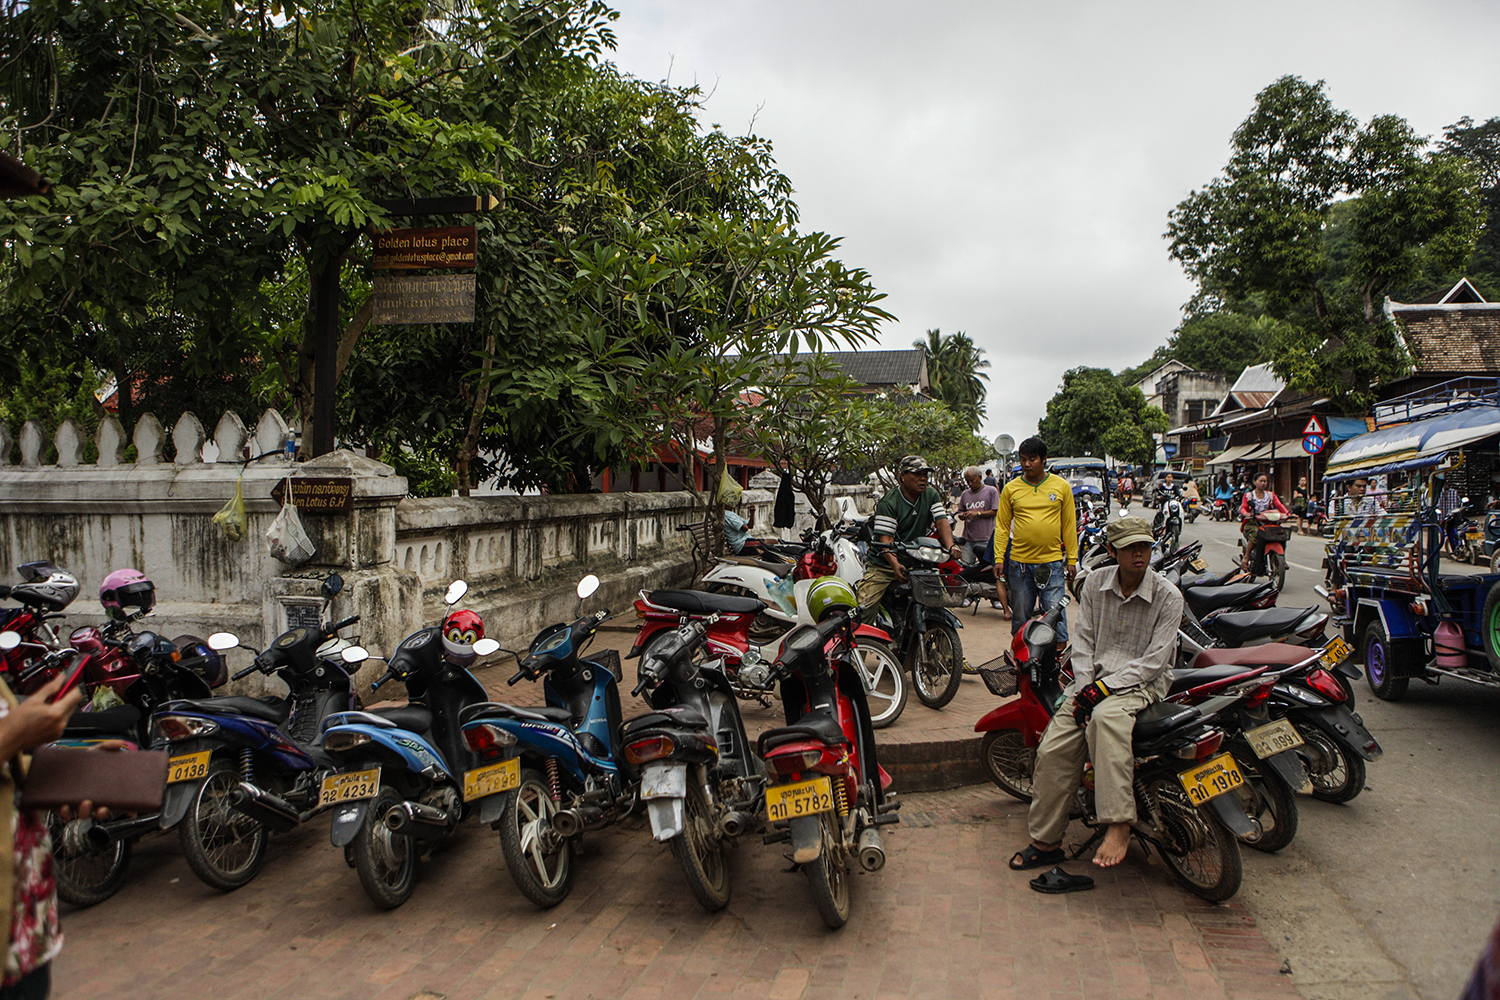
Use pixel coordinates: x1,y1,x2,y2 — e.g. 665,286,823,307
916,328,990,431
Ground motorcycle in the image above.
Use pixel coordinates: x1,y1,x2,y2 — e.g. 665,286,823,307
869,539,967,709
1153,496,1184,553
1211,497,1233,522
757,604,899,928
1240,511,1292,591
972,598,1255,901
318,580,498,908
1441,501,1483,564
460,575,634,909
619,615,765,911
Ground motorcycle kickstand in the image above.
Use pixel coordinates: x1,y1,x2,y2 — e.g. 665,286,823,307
1069,828,1105,861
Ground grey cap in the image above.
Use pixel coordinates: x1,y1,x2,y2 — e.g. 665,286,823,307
898,455,934,475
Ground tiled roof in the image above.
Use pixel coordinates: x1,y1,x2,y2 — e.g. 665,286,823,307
1399,311,1500,372
1228,362,1284,394
820,350,927,387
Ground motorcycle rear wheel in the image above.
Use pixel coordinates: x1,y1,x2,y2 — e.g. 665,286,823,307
805,811,851,929
910,624,963,709
979,729,1034,801
670,775,730,912
1294,721,1366,803
353,785,417,909
1225,738,1298,853
1150,780,1243,902
500,765,573,908
853,639,907,729
50,813,131,908
179,759,268,892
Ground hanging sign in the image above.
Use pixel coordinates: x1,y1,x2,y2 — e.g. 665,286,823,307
371,274,476,325
271,477,354,513
1303,415,1327,437
372,226,478,270
1302,435,1326,455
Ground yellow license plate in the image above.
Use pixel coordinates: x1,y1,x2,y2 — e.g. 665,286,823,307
1319,636,1353,669
1467,530,1483,539
1177,753,1245,807
1243,718,1305,759
765,776,835,822
1190,557,1208,572
166,750,211,784
463,758,520,802
318,768,381,807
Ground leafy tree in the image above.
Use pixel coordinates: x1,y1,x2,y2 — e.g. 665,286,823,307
1166,76,1483,409
915,328,990,431
1433,115,1500,297
844,395,988,489
1037,367,1167,465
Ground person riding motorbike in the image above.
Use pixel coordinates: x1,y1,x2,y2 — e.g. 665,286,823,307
1239,473,1290,574
856,455,961,616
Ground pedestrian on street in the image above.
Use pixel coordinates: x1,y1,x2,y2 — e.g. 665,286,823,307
993,436,1077,644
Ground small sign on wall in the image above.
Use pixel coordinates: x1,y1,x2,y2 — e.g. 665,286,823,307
271,477,355,513
371,274,476,325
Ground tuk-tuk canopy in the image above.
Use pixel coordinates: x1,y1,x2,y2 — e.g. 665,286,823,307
1325,405,1500,481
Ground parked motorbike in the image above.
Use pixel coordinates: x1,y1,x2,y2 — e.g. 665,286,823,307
869,539,966,709
757,604,899,928
318,580,498,908
620,615,765,911
1441,501,1483,564
972,598,1255,901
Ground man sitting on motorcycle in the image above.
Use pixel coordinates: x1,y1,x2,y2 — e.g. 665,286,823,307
856,455,961,615
1009,516,1183,871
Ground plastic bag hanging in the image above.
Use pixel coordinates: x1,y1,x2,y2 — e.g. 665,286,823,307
266,478,316,565
211,463,249,542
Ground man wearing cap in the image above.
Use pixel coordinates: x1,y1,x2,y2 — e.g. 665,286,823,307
857,455,961,614
1008,515,1184,872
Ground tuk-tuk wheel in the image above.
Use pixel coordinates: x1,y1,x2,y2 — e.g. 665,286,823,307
1362,622,1409,701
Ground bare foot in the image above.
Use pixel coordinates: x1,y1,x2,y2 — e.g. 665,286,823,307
1093,823,1131,867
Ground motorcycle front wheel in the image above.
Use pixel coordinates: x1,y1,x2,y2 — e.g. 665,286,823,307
50,813,131,907
853,639,907,728
670,774,730,912
1267,550,1287,592
979,729,1034,801
500,765,573,908
1294,721,1366,803
805,811,851,929
179,759,268,892
1149,779,1243,902
909,624,963,709
353,785,417,909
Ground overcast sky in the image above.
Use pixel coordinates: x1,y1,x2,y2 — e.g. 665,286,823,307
603,0,1500,446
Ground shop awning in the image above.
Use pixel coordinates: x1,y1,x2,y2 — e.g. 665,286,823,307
1239,438,1305,462
1324,405,1500,479
1205,443,1260,466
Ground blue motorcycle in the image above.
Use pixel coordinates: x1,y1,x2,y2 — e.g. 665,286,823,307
152,574,364,891
459,574,634,908
317,580,500,909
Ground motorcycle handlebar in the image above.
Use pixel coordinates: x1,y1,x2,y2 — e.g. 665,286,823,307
231,663,258,681
326,615,360,634
507,669,526,686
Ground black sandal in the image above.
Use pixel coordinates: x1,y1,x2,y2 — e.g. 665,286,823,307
1030,866,1095,894
1009,844,1066,871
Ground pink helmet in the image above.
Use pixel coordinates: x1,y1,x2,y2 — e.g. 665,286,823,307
441,609,484,664
100,569,155,622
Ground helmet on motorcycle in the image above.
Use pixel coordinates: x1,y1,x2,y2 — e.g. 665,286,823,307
804,576,857,622
441,609,485,664
100,569,155,622
171,634,227,688
9,564,80,612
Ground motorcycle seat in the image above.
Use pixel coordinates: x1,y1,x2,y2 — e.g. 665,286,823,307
460,702,572,726
369,704,434,732
1132,701,1202,741
1189,643,1314,669
1209,607,1317,647
1180,569,1240,589
646,589,765,616
161,696,290,724
757,712,848,754
62,705,141,737
620,705,709,739
1183,582,1271,614
1167,663,1257,695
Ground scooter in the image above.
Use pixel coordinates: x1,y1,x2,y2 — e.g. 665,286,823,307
757,605,899,928
619,615,765,911
1240,511,1292,590
868,539,967,709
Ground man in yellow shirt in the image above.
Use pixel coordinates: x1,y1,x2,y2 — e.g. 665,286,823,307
995,436,1078,643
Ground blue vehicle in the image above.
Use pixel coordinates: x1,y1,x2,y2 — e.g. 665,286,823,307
459,575,635,909
153,574,364,891
317,580,500,909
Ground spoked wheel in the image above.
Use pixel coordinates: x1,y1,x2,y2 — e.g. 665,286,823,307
909,624,963,709
1294,721,1366,803
1267,550,1287,592
1225,739,1298,853
804,811,851,929
179,760,268,892
500,765,573,908
670,772,730,912
1150,780,1243,902
979,729,1034,801
353,785,417,909
852,639,907,728
49,813,131,908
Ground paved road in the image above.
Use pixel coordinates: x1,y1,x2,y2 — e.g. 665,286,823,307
1178,515,1500,1000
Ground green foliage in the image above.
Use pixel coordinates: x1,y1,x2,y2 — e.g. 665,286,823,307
915,328,990,431
0,355,105,463
385,445,458,499
1037,367,1167,465
844,395,987,488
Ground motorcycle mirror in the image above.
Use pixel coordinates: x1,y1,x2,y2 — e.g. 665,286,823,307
445,580,469,605
322,573,344,598
473,638,501,656
341,645,369,664
207,632,240,652
576,575,600,600
0,631,18,651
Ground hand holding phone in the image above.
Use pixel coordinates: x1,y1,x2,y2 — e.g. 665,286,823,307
47,655,87,704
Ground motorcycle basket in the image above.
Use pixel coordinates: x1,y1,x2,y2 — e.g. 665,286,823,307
908,570,969,609
1257,525,1293,543
975,656,1018,697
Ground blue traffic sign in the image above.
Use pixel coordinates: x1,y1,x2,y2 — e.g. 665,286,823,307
1302,434,1326,455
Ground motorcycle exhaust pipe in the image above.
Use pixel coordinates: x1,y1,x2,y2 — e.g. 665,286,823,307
228,782,301,833
84,812,164,849
720,811,757,839
857,827,886,872
551,805,606,838
383,800,453,840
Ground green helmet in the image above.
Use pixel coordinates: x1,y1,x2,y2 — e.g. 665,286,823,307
805,576,857,622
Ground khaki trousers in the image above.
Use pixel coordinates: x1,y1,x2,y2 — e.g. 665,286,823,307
1026,690,1155,845
856,562,899,620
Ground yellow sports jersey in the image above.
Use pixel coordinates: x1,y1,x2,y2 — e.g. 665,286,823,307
995,473,1078,565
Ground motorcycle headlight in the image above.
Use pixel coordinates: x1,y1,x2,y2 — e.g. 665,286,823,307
909,545,945,564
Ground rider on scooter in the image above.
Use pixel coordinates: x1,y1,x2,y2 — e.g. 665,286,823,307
1239,473,1289,574
856,455,961,616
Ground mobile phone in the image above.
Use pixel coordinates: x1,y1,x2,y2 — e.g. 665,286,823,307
47,656,87,704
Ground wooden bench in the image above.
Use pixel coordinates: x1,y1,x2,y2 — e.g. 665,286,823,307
677,518,716,580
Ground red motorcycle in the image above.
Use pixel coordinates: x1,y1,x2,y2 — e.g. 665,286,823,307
1,562,82,693
757,606,899,928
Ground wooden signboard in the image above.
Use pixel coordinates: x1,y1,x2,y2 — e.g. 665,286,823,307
271,477,354,513
372,226,478,270
371,274,476,325
1192,439,1209,457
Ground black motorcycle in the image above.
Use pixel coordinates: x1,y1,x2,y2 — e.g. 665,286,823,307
870,540,966,708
